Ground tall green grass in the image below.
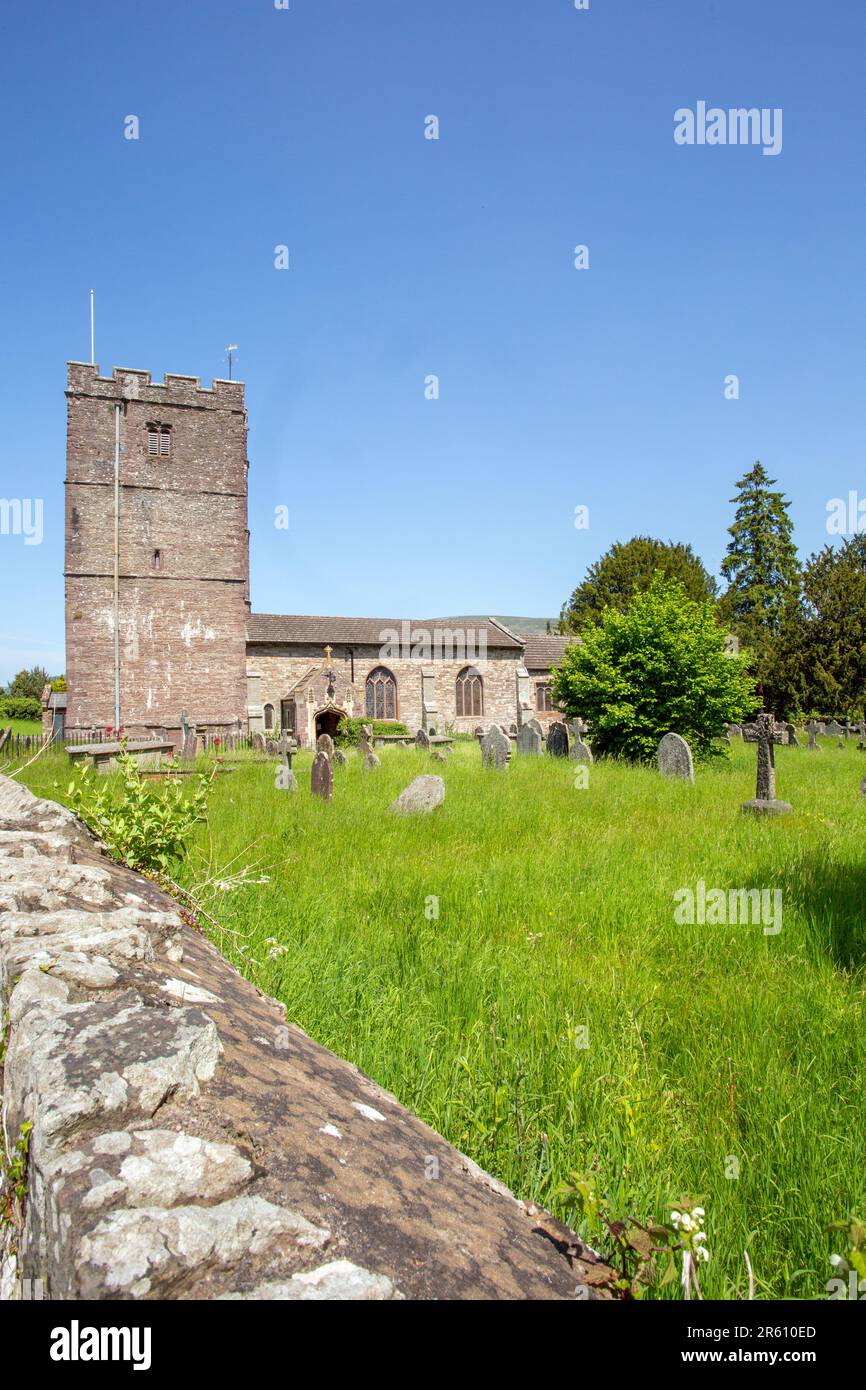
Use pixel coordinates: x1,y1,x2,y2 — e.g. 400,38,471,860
19,737,866,1297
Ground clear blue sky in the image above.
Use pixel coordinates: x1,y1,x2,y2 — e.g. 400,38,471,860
1,0,864,682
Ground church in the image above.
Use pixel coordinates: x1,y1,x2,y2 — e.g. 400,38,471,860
64,363,570,747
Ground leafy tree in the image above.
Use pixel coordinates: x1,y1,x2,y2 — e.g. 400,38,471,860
551,576,757,763
4,666,50,701
560,537,717,632
796,535,866,721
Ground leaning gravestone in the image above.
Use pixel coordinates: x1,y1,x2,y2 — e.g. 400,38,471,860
785,722,800,748
657,732,694,783
517,722,543,756
389,775,445,816
363,752,380,772
310,751,333,801
415,728,431,750
569,736,593,764
333,748,348,767
741,712,791,815
181,724,198,761
481,724,512,769
317,733,335,758
546,722,569,758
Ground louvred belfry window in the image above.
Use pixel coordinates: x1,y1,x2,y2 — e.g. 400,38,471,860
365,667,397,720
147,424,171,456
455,667,483,717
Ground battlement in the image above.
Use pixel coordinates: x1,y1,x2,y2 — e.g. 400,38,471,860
66,362,245,409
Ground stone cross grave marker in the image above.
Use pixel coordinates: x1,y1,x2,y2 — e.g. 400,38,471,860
805,720,821,751
310,751,333,801
481,724,511,769
546,721,569,758
657,732,694,782
741,712,791,815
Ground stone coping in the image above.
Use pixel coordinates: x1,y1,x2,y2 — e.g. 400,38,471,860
0,774,612,1302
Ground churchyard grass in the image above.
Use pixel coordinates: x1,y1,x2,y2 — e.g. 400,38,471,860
0,718,43,735
19,737,866,1299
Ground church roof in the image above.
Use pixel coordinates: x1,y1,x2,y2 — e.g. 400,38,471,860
247,613,525,650
518,632,575,671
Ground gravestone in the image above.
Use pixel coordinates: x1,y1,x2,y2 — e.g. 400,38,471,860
361,724,373,741
826,719,844,738
333,748,348,767
363,752,381,772
415,728,431,750
546,722,569,758
785,722,800,748
860,776,866,798
179,710,197,760
180,711,198,761
741,712,791,815
806,721,821,751
389,775,445,816
567,718,589,742
358,737,373,759
251,732,266,754
569,736,593,764
517,722,543,756
432,749,448,763
317,733,335,758
726,724,742,738
657,732,694,783
481,725,512,769
310,751,333,801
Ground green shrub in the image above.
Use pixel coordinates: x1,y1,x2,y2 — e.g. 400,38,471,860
551,575,757,762
69,745,211,875
0,696,41,722
335,717,408,747
51,676,67,693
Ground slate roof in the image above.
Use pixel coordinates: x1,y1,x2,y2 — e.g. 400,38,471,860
247,614,525,650
518,632,575,671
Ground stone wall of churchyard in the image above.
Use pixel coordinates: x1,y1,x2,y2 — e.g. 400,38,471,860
0,774,612,1301
65,364,250,741
246,643,525,739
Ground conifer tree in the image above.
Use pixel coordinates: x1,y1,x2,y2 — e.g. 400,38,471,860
719,463,799,642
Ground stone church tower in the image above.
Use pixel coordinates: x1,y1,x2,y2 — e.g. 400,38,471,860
64,363,250,743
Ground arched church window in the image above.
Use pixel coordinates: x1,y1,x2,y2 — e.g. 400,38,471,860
366,667,397,720
455,667,483,718
263,703,275,730
536,683,553,712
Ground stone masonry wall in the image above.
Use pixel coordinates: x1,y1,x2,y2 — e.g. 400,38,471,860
0,774,612,1301
65,365,250,740
247,642,523,743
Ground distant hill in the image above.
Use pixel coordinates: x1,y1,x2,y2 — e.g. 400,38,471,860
432,615,558,635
